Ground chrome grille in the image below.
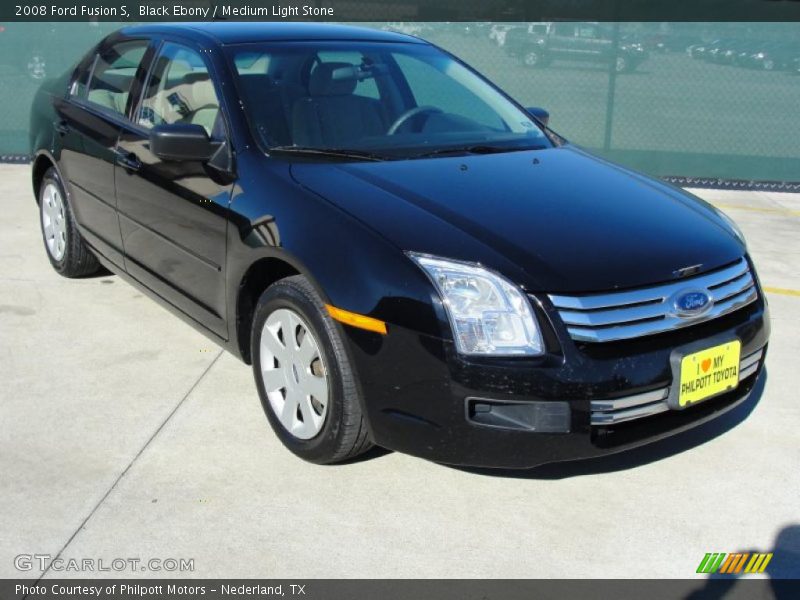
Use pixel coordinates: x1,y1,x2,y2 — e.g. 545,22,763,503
548,258,757,343
591,347,763,425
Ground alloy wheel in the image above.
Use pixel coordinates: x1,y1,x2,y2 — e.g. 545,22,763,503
260,308,329,440
41,183,67,261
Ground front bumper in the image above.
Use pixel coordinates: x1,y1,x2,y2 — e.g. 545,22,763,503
344,291,770,469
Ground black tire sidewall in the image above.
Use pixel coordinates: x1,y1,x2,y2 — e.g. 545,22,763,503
251,279,350,463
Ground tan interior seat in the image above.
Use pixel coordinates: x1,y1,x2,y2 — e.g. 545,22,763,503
139,62,220,136
87,88,129,114
176,73,220,135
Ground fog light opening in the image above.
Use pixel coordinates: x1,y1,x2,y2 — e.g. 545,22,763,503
466,398,571,433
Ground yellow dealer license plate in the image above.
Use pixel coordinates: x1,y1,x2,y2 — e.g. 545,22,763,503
678,340,741,407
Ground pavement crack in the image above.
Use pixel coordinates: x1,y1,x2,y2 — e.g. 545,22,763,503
33,349,224,583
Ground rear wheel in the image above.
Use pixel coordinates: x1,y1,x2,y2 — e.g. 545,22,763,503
38,167,100,277
251,275,373,464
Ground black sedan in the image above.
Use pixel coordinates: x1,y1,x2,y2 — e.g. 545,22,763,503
30,23,769,468
737,41,800,71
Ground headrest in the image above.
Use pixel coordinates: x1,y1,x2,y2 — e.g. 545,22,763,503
309,62,358,96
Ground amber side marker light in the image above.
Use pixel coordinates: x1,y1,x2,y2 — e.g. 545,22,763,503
325,304,388,335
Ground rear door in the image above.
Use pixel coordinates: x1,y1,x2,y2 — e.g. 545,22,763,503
114,40,232,337
54,38,152,267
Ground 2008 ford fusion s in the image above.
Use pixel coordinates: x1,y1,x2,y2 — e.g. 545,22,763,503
30,23,769,468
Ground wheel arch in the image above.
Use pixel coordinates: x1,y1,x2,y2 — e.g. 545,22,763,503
31,150,59,202
235,253,333,365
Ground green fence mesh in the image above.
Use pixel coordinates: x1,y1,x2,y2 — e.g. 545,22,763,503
2,21,799,181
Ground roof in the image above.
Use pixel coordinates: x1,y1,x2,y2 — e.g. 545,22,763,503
121,22,424,45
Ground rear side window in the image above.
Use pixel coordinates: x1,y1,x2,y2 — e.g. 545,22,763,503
69,56,95,99
85,41,148,117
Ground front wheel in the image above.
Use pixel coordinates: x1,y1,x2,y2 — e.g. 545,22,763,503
38,167,101,277
615,56,631,73
251,275,373,464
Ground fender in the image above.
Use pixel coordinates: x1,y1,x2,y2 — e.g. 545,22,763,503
224,151,446,364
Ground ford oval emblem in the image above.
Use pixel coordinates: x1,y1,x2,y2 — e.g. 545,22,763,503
670,289,713,318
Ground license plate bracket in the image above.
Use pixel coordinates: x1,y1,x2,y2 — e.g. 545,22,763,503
667,338,742,410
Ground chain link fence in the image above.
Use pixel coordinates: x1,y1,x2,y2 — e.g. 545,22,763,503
1,21,799,181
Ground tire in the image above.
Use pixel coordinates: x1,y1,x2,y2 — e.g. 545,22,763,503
522,49,542,67
251,275,373,464
763,59,775,71
615,56,630,73
38,167,101,278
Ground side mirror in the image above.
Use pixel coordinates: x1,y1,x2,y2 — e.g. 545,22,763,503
526,106,550,126
149,123,221,162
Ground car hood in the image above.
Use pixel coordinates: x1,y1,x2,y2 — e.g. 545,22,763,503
290,145,744,293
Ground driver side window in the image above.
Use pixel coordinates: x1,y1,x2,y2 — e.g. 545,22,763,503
136,42,222,138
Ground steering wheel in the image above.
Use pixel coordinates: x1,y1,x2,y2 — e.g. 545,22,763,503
387,105,443,135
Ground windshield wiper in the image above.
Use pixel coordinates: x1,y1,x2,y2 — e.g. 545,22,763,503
411,144,546,159
269,146,386,162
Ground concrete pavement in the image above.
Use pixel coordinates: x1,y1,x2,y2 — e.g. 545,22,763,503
1,165,798,579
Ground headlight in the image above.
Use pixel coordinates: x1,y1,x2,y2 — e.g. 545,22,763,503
716,208,747,246
408,253,544,356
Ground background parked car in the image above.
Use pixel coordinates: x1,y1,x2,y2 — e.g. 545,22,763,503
506,22,647,72
706,39,740,63
713,40,758,65
655,33,702,53
738,41,800,71
687,39,726,59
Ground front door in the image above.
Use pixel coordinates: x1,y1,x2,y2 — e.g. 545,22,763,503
114,41,232,337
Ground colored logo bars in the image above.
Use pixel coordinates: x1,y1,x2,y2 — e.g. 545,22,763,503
697,552,773,574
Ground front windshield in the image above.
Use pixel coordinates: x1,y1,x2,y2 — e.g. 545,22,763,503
225,41,551,159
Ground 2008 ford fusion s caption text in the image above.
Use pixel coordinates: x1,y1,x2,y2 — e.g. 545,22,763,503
29,23,769,468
